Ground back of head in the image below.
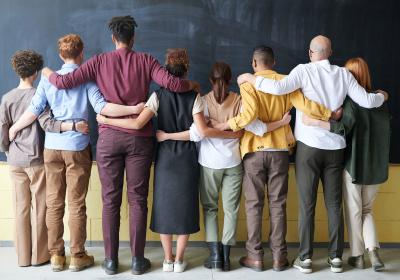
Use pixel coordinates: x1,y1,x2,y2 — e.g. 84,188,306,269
345,57,372,91
309,35,332,61
208,62,232,103
165,48,189,78
252,45,275,70
11,50,43,79
58,34,84,60
108,15,137,45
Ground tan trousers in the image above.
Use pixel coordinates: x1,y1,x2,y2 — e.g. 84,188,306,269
44,146,91,257
343,170,380,257
9,164,49,266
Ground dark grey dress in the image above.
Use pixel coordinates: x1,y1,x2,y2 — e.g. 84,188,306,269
150,88,200,234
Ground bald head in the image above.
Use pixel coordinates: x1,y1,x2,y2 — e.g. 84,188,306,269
309,35,332,61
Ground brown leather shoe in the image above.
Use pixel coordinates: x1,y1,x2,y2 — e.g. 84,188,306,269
273,258,290,272
239,256,263,272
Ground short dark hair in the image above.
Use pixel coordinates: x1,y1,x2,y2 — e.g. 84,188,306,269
11,50,43,79
108,15,138,45
253,45,275,66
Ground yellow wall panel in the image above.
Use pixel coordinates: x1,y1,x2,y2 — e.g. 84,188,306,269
0,163,399,244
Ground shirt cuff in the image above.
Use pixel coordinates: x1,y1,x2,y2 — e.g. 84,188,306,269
227,118,240,132
189,123,203,142
53,121,62,133
323,109,333,121
94,101,107,114
28,105,42,117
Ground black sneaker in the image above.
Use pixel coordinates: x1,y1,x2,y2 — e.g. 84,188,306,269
327,257,343,273
292,256,312,273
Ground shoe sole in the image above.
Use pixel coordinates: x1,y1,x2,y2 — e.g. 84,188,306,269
373,265,385,272
239,260,263,272
103,268,117,275
330,267,343,273
51,265,64,272
273,264,290,272
293,264,312,274
132,264,151,275
69,262,94,272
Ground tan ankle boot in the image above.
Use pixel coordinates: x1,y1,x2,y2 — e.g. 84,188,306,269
50,255,66,272
69,253,94,272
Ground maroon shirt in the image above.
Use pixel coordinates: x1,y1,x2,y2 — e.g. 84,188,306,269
49,47,191,136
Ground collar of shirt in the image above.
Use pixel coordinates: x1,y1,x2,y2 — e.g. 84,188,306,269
61,63,79,69
312,59,331,68
254,69,277,76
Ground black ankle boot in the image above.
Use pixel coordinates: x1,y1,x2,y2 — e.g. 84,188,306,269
204,242,222,269
222,245,231,271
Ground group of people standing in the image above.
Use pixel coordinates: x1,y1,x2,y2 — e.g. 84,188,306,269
0,14,390,276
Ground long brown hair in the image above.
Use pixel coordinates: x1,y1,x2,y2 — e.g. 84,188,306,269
344,57,372,91
208,62,232,104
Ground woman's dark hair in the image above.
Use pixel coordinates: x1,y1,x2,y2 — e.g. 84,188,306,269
165,48,189,78
209,62,232,104
11,50,43,79
166,64,187,78
108,15,138,45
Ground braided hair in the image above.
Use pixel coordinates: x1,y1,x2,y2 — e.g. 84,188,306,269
108,15,138,45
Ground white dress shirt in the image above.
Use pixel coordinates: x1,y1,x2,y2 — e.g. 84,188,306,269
254,59,385,150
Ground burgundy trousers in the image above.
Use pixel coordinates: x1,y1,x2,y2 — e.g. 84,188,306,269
96,129,154,260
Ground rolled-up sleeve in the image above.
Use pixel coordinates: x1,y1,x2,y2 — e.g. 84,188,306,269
87,82,107,114
189,123,203,142
28,78,48,116
255,65,303,95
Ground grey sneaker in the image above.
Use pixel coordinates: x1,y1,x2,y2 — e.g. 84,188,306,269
327,257,343,273
368,249,385,272
348,255,365,269
292,256,312,273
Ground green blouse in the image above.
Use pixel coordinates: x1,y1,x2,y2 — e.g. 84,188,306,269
330,97,390,185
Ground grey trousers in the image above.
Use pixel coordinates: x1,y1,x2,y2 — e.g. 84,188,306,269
295,141,344,260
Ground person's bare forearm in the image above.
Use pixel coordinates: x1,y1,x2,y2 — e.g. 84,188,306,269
202,127,242,139
101,103,144,117
163,131,190,141
101,117,141,130
266,119,285,132
60,122,73,132
11,111,37,133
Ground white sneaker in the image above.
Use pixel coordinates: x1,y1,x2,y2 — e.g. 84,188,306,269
328,257,343,273
163,260,174,272
173,261,187,273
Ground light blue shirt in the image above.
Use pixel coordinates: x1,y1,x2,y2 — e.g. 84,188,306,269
29,63,107,151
